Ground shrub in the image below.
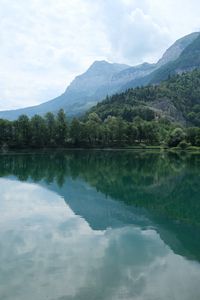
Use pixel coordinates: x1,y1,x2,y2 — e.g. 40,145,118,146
178,140,190,150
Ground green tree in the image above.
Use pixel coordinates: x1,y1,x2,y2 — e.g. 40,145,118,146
167,128,186,147
0,119,12,148
45,112,56,147
187,127,200,146
70,118,82,145
30,115,47,147
126,123,138,145
104,116,118,144
56,109,68,146
85,113,101,145
15,115,31,147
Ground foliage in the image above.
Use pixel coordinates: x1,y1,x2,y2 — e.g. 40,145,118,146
167,128,186,147
0,109,198,149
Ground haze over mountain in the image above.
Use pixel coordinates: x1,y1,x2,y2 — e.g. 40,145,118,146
0,32,199,121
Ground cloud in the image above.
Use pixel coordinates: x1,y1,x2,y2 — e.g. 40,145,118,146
98,0,170,64
0,0,108,110
0,0,199,110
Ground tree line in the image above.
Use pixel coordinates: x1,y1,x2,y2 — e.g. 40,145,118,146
0,108,200,149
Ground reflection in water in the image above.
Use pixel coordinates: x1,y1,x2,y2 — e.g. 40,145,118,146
0,151,200,299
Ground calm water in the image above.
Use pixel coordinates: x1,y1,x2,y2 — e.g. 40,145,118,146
0,150,200,300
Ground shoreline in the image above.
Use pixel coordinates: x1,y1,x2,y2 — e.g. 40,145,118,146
1,146,200,155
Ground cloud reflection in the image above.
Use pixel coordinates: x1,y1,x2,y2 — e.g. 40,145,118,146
0,178,200,300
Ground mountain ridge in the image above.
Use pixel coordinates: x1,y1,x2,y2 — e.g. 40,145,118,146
0,31,199,121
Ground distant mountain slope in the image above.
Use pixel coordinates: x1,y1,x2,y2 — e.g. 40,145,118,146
0,61,130,120
156,32,200,67
150,33,200,83
89,69,200,126
115,32,200,88
0,32,199,121
123,32,200,90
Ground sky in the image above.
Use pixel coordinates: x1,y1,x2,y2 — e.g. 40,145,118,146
0,0,199,111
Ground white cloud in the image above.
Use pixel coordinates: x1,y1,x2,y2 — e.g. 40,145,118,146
0,0,199,110
98,1,170,64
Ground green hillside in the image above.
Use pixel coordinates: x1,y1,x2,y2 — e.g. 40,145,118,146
90,69,200,126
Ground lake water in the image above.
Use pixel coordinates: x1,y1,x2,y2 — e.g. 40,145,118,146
0,150,200,300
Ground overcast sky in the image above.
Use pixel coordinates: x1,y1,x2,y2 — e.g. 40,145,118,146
0,0,199,111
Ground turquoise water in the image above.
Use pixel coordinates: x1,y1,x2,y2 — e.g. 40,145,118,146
0,151,200,300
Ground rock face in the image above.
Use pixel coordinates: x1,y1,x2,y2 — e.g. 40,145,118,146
147,33,200,84
156,32,200,67
111,63,156,87
122,32,200,90
68,60,129,95
149,98,186,125
120,32,200,89
0,32,199,121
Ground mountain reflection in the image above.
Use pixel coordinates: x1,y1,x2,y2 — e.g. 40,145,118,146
0,178,200,300
0,150,200,262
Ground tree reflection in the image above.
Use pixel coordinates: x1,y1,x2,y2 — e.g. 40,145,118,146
0,150,200,226
0,150,200,261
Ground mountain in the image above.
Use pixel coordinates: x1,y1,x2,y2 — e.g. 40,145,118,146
0,32,199,121
0,61,130,120
117,32,200,88
89,68,200,126
124,32,200,89
150,33,200,83
156,32,200,67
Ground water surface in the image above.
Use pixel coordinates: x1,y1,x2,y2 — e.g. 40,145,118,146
0,150,200,300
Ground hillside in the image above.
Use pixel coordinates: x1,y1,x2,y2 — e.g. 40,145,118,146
0,32,199,121
89,69,200,126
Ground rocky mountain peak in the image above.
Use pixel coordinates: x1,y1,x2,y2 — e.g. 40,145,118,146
157,32,200,67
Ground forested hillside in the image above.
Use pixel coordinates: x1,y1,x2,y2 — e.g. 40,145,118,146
90,69,200,126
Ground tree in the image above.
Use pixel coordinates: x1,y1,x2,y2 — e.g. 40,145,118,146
70,118,82,145
143,122,160,144
0,119,12,148
56,109,68,146
187,127,200,146
126,123,138,145
30,115,47,147
167,128,186,147
15,115,31,147
115,117,127,145
104,116,118,144
45,112,56,146
85,113,101,145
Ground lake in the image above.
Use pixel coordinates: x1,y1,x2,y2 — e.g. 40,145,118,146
0,150,200,300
